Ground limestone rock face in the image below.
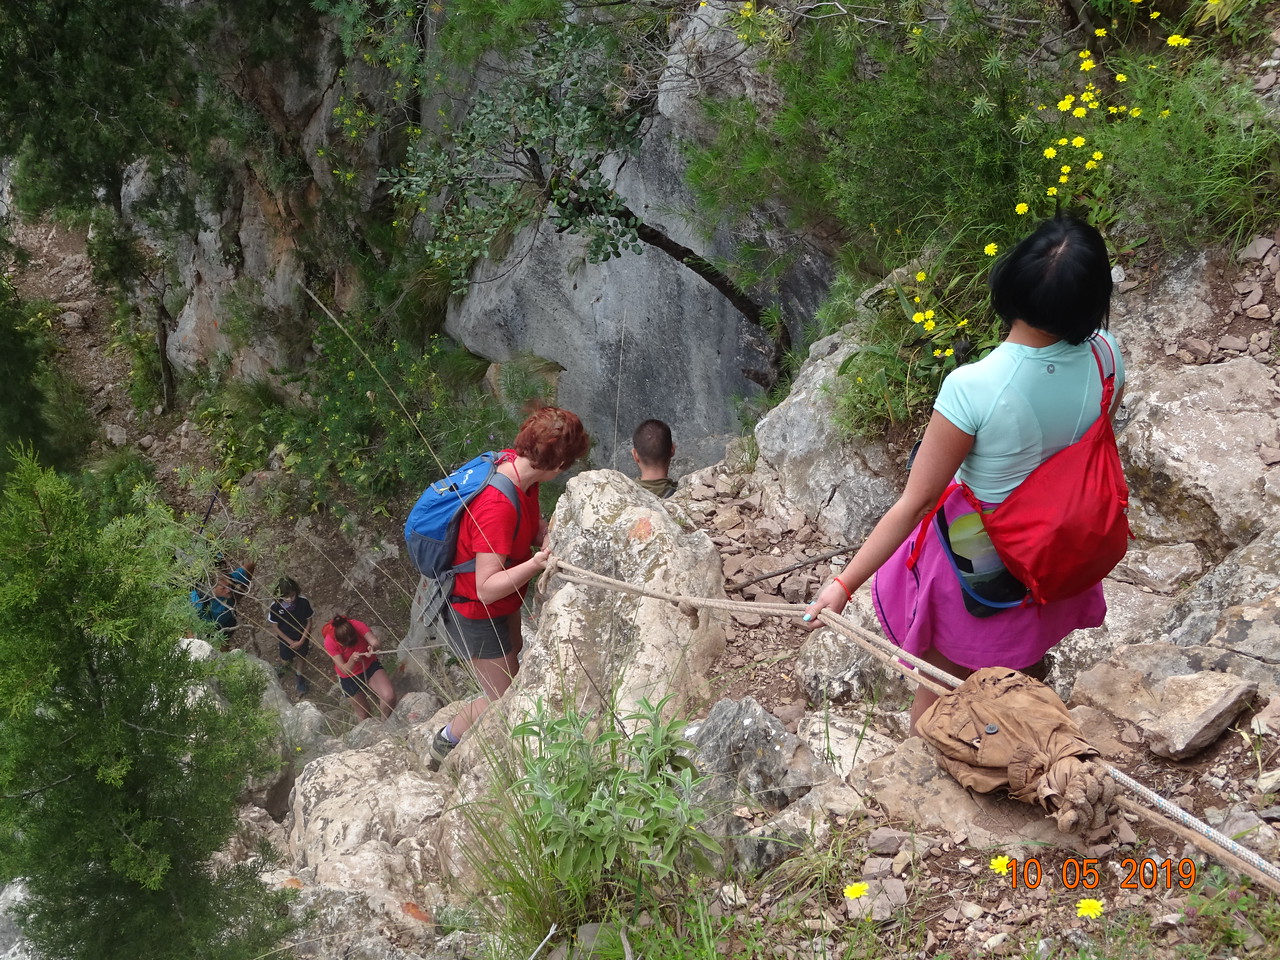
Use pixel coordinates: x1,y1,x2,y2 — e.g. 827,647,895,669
0,882,31,960
287,741,446,914
1070,650,1260,759
796,713,897,781
445,198,761,472
753,332,899,546
1121,358,1280,552
1206,586,1280,668
259,873,442,960
686,697,822,812
510,469,727,724
1157,524,1280,649
432,472,729,888
794,625,911,707
850,738,1064,850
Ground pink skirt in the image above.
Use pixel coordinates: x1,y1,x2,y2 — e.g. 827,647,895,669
871,488,1106,671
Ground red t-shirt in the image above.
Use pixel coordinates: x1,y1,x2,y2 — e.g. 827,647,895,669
451,452,541,620
322,618,374,678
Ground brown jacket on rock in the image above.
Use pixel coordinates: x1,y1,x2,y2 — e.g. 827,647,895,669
916,667,1114,832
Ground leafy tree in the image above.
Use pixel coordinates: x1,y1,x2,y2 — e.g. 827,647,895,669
321,3,779,358
0,457,291,959
0,281,54,477
0,0,205,213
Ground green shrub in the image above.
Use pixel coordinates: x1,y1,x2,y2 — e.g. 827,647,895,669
689,5,1280,438
465,698,720,958
75,447,157,525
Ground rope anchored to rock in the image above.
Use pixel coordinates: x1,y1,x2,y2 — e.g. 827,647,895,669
536,554,1280,896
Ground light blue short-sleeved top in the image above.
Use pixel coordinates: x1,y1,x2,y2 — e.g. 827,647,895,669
933,329,1124,503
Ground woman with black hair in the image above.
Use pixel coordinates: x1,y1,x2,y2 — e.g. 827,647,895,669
804,214,1124,732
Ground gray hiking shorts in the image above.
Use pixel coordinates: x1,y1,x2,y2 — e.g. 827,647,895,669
441,608,518,661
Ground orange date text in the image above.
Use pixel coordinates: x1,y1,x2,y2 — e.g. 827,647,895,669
1006,858,1196,890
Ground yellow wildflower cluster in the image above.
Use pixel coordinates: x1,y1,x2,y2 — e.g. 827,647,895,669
1167,34,1192,47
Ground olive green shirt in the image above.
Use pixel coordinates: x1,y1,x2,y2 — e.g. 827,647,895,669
636,477,677,499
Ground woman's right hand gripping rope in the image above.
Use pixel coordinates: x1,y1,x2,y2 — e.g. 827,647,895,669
802,576,853,630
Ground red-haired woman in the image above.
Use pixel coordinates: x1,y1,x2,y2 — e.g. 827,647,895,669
427,407,590,769
323,614,398,721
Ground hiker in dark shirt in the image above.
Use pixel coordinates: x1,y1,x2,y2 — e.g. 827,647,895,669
268,576,313,696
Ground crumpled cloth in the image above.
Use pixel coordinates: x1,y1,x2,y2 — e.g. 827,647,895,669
917,667,1115,832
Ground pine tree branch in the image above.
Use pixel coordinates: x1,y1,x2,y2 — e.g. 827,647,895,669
0,774,73,800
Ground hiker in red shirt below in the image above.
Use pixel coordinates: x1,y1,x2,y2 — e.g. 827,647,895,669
803,214,1126,735
323,615,397,721
427,407,590,771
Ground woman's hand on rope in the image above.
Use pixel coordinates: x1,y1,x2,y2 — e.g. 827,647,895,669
802,577,853,630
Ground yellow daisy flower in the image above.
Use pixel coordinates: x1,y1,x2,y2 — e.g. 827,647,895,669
1077,898,1104,919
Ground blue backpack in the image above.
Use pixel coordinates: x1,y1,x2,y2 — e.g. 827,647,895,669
404,452,521,579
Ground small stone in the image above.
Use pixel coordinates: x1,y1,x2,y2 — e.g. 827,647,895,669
1240,236,1276,260
866,827,913,855
1115,819,1139,845
1256,71,1277,93
718,882,748,909
958,901,985,920
1219,334,1249,353
138,435,155,450
984,932,1010,951
60,311,84,329
1110,265,1126,283
104,424,127,447
1242,285,1265,310
862,856,894,879
1183,338,1213,361
1247,303,1273,319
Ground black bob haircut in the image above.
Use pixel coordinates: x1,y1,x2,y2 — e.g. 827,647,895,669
989,214,1112,345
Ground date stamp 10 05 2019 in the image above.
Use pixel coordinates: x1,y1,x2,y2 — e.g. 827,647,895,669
1000,857,1198,890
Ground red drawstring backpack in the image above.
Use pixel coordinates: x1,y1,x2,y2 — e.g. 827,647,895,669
908,335,1131,606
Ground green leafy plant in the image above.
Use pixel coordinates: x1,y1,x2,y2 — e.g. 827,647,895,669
463,698,721,958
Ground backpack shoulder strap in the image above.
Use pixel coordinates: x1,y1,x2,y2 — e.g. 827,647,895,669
1088,334,1117,415
486,472,523,528
446,471,524,578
